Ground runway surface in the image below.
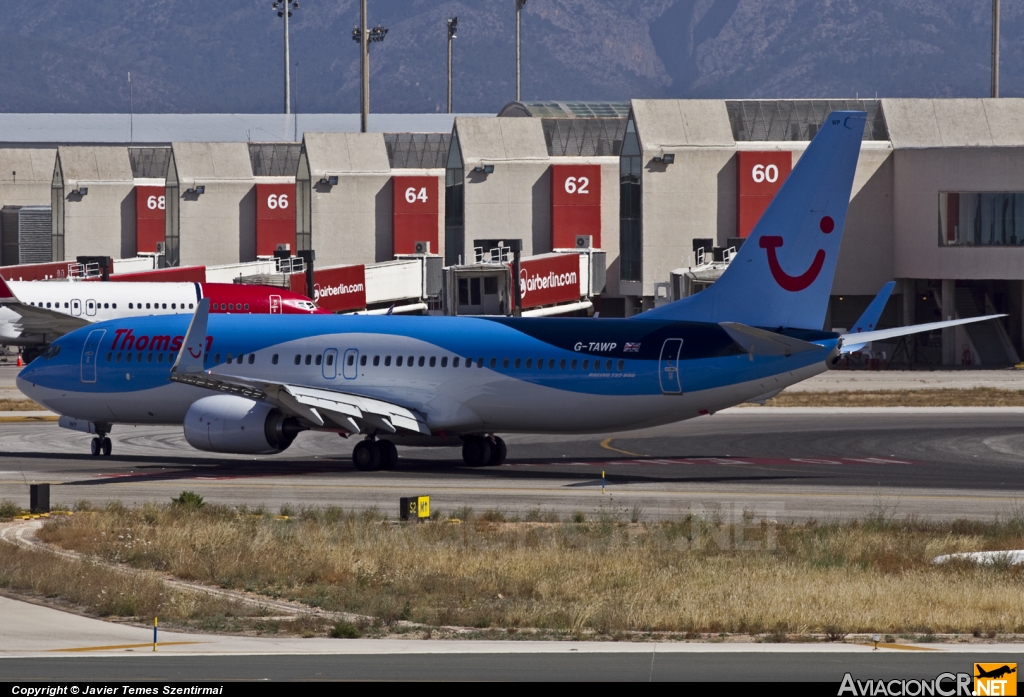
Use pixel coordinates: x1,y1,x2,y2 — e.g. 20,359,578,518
2,408,1024,521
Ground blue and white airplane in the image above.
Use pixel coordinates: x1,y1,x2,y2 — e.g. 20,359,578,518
16,112,1002,468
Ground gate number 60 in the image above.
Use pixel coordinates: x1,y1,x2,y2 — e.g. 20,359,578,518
752,164,779,183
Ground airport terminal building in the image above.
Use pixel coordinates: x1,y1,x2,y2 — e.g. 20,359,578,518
2,99,1024,366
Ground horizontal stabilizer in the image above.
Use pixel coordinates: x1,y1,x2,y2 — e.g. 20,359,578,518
720,322,822,357
839,314,1006,353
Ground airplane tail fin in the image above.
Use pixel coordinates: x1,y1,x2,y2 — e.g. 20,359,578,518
640,111,867,330
841,281,895,353
171,298,210,375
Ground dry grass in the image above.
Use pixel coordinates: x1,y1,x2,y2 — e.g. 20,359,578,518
0,398,44,411
31,503,1024,637
758,387,1024,408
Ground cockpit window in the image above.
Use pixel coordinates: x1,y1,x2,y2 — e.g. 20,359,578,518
42,345,61,360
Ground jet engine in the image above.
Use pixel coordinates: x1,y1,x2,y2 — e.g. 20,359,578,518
183,395,305,454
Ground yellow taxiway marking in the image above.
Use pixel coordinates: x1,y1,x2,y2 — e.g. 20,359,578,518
0,416,58,423
49,641,202,653
599,438,643,457
856,642,938,652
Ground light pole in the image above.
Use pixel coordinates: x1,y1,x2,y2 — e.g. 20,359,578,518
516,0,527,101
273,0,299,114
992,0,1000,98
447,17,458,113
352,0,388,133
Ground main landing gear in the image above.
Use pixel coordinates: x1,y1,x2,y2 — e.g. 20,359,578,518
90,433,112,457
462,435,506,467
352,437,398,472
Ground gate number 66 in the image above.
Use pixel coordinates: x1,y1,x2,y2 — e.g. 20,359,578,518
751,164,779,183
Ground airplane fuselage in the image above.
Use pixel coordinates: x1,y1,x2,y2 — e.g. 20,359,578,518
18,314,838,436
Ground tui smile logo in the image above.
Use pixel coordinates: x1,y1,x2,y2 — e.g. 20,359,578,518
759,216,834,292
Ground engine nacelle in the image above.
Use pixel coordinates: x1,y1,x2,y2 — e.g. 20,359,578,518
183,395,305,454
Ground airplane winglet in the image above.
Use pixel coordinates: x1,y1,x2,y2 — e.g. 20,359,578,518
0,274,18,303
842,281,896,353
171,298,210,375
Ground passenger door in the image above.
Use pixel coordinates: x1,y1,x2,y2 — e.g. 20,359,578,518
269,295,281,314
658,338,683,394
342,349,359,380
322,348,338,379
80,329,105,384
85,299,97,317
71,299,82,317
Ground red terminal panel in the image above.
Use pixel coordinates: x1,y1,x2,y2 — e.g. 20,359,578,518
736,151,792,238
508,253,581,310
392,176,439,256
290,264,366,313
135,186,166,254
0,261,79,281
255,183,297,257
550,164,601,249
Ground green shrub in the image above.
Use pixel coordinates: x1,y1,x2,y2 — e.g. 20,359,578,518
171,491,205,509
328,621,361,638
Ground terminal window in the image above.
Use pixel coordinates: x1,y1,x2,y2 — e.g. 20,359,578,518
939,192,1024,246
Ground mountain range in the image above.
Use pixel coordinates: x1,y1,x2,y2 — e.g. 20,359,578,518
0,0,1020,115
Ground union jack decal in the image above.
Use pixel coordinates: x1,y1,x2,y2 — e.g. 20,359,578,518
624,342,641,352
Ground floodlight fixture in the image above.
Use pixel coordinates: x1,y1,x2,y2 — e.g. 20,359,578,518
447,16,458,113
473,165,495,175
448,16,458,39
71,187,88,196
652,153,675,166
186,185,205,195
318,175,339,186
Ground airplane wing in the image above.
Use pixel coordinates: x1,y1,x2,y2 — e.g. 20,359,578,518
0,275,91,341
169,298,430,435
720,322,823,357
839,314,1006,353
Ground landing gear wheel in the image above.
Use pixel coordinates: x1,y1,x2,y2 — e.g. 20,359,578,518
487,437,507,466
462,436,493,468
352,440,382,471
101,437,112,457
90,437,101,457
376,440,398,470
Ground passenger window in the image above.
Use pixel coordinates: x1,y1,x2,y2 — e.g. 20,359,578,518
549,359,555,369
617,360,624,371
112,303,116,309
129,303,133,309
440,356,448,367
583,359,589,370
146,303,151,309
64,302,69,308
347,354,355,366
385,356,392,366
489,358,496,369
316,355,322,366
162,303,167,309
147,352,153,362
238,355,245,364
228,304,234,311
106,352,112,362
126,353,132,363
244,304,250,311
46,302,51,308
606,360,613,370
116,352,122,362
453,357,460,367
272,354,279,365
429,356,436,367
189,304,194,309
294,354,301,365
373,356,380,366
418,356,425,367
157,353,163,363
559,359,566,369
305,355,312,365
215,354,221,363
514,358,521,368
526,358,532,368
227,354,233,363
171,303,176,309
397,356,404,367
536,359,543,370
571,359,577,369
408,356,414,366
477,358,484,368
360,355,367,366
502,358,508,369
104,303,109,309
